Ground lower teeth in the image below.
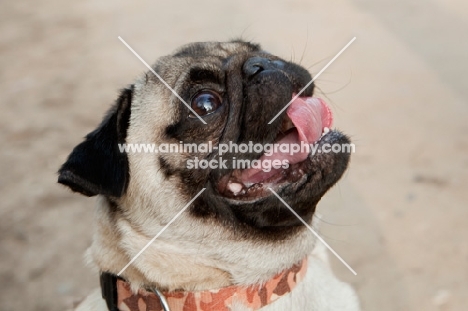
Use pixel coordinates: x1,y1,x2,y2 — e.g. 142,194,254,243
227,182,243,194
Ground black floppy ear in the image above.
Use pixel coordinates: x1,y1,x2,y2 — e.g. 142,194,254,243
58,86,133,197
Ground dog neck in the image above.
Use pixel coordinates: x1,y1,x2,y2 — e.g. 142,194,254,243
100,257,308,311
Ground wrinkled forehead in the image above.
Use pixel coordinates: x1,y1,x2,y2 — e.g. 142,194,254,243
172,41,262,58
148,41,270,86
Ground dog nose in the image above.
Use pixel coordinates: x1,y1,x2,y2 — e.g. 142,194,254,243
243,57,284,77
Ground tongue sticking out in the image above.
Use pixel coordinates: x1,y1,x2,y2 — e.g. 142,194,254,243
287,97,333,149
239,97,333,184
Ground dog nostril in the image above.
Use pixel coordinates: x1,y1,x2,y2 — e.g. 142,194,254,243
243,57,283,78
250,64,264,75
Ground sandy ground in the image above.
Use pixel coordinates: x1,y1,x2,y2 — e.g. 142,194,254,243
1,0,467,310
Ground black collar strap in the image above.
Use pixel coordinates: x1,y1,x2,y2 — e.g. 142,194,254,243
100,272,120,311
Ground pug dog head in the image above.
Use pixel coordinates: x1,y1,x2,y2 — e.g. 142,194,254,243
58,40,350,242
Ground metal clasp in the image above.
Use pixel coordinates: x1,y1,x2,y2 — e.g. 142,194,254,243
151,288,171,311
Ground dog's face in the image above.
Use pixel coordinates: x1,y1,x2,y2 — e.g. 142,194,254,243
59,41,350,241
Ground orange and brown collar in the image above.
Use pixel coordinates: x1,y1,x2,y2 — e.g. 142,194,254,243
101,258,308,311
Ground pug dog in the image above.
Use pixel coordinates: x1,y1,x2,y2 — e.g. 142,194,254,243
59,40,360,311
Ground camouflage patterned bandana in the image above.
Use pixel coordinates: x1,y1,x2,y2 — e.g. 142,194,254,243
115,258,308,311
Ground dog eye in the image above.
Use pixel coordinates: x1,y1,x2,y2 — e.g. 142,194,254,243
189,91,222,118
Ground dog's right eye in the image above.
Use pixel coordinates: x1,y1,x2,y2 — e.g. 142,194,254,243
189,91,222,118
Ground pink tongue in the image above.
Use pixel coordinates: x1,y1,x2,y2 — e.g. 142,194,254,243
240,97,333,184
287,97,333,148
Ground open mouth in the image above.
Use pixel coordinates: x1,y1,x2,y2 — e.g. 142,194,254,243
217,96,334,202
